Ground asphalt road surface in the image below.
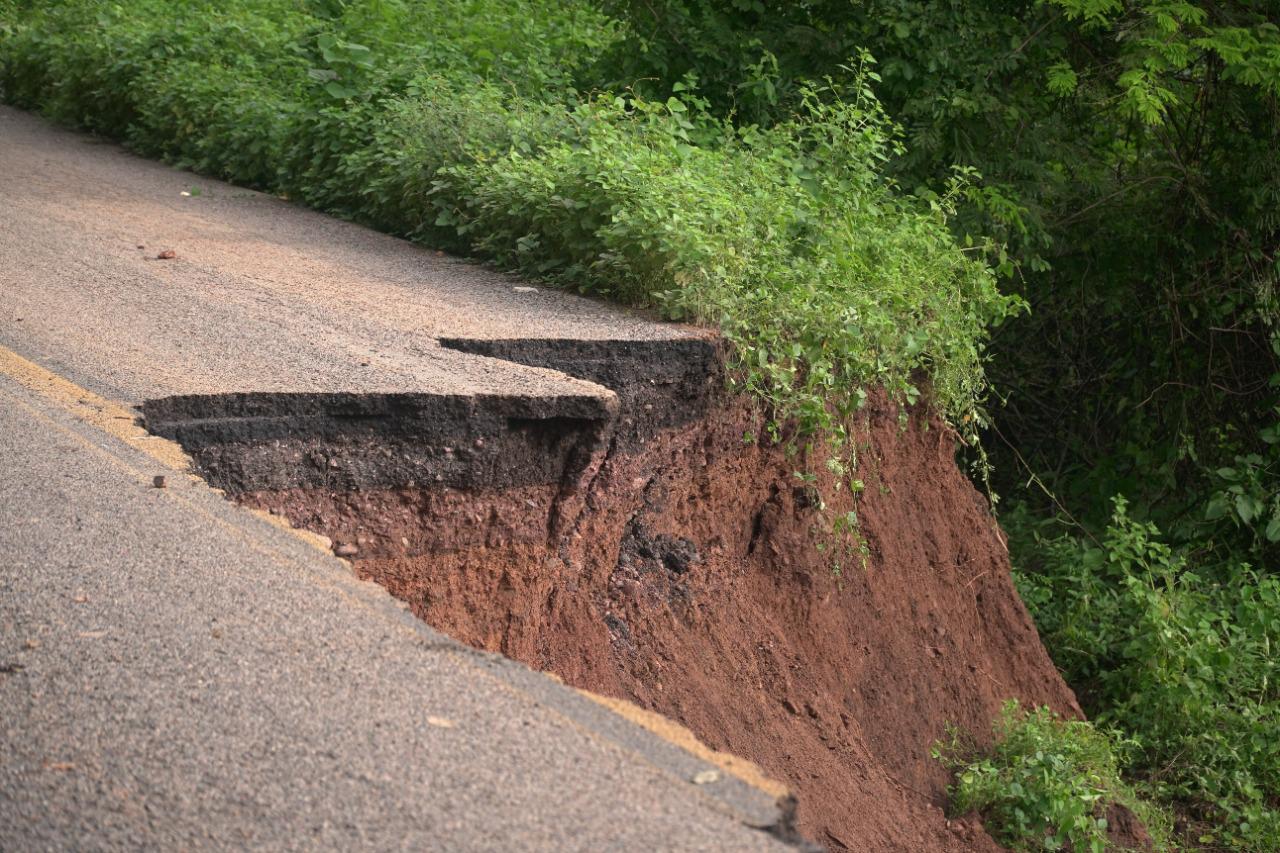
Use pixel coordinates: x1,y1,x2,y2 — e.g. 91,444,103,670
0,105,793,852
0,104,697,404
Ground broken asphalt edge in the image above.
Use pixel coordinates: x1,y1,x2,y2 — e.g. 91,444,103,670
1,340,810,848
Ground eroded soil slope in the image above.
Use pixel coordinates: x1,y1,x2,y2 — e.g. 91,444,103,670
238,387,1080,851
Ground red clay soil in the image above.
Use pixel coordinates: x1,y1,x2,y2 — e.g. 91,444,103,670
243,394,1083,852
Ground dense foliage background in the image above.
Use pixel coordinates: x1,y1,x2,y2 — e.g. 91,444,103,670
2,0,1278,848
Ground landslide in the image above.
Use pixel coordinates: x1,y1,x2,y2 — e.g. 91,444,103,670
149,339,1081,851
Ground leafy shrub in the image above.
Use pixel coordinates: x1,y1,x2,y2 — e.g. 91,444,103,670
935,700,1171,853
1013,498,1280,850
432,72,1016,437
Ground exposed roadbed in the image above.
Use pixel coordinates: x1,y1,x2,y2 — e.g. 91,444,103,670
0,374,788,851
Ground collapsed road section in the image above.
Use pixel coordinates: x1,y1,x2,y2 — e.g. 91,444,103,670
3,106,1086,852
142,336,1081,853
141,337,722,549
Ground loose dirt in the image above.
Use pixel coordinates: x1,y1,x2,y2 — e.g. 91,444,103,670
242,391,1082,851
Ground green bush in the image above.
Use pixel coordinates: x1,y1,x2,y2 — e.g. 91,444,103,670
1013,498,1280,850
935,700,1171,853
432,74,1014,436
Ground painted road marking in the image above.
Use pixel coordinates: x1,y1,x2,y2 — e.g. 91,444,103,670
0,343,343,554
0,344,190,470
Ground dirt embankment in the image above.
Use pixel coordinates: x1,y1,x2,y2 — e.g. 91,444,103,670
149,338,1082,850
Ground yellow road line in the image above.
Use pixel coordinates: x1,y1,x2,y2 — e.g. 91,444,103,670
0,345,190,470
579,690,790,799
0,343,340,554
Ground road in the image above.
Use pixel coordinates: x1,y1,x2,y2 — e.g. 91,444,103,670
0,105,793,851
0,103,694,404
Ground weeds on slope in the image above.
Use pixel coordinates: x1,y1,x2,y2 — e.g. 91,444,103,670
942,496,1280,850
1011,499,1280,849
935,701,1173,853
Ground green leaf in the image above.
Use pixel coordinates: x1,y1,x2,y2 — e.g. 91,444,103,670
1235,494,1257,524
323,81,356,99
1046,63,1079,97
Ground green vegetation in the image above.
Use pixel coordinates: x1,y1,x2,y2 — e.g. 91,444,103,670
934,701,1171,852
0,0,1014,447
4,0,1279,847
1013,500,1280,849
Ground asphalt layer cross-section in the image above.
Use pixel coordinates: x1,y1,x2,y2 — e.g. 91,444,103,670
0,106,792,850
